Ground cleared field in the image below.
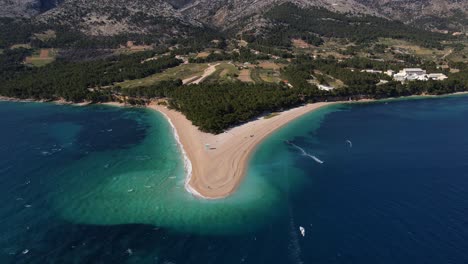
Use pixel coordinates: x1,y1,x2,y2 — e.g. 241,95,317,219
302,39,351,59
378,38,451,61
238,40,248,47
251,67,282,83
11,44,32,49
264,112,280,119
190,63,220,84
196,51,210,58
292,38,312,49
117,63,209,88
34,30,56,42
312,70,346,88
238,69,254,83
445,42,468,63
25,49,56,67
328,78,346,88
258,61,285,70
203,63,239,84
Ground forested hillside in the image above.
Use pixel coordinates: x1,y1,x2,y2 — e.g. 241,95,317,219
0,0,466,135
0,51,181,101
249,4,449,49
115,55,468,133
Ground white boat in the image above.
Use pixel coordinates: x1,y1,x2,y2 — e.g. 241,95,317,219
299,226,305,237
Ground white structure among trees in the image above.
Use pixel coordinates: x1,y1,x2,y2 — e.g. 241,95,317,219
392,68,447,82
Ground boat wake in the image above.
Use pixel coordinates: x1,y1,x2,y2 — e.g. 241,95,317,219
286,141,324,164
288,218,304,264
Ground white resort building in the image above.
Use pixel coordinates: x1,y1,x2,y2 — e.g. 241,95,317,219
427,73,448,81
318,84,335,91
391,68,447,82
361,69,383,74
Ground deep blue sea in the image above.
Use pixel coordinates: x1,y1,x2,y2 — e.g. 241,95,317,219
1,95,468,263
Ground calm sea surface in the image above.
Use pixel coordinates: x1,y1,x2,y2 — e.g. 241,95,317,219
1,95,468,263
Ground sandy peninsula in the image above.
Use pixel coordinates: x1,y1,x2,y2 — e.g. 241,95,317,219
150,101,334,199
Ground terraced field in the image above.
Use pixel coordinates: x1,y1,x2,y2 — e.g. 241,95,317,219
117,63,209,88
203,63,239,84
25,49,56,67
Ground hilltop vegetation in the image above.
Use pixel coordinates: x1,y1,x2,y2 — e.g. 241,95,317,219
114,53,468,133
248,4,448,49
0,1,466,134
0,51,181,101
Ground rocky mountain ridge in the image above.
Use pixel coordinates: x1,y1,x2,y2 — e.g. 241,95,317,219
1,0,466,37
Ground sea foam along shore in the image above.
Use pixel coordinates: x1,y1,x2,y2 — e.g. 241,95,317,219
4,92,467,199
156,110,209,199
150,101,335,199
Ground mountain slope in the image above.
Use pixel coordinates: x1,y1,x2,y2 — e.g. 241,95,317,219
0,0,465,47
0,0,63,17
35,0,202,36
179,0,378,30
355,0,468,31
1,0,41,17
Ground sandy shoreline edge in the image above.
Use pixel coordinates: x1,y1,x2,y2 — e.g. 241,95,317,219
3,92,468,199
150,101,338,199
156,110,209,199
151,92,468,199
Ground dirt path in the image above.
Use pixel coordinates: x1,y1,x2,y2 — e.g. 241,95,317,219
191,63,220,84
442,49,453,60
182,76,200,85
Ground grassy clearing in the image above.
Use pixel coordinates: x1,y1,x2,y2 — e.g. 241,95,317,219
264,112,280,119
312,70,346,88
378,38,450,61
304,39,351,59
238,40,248,47
25,49,56,67
328,78,346,88
238,69,254,83
11,44,32,49
251,67,282,83
291,38,312,49
196,51,210,58
258,61,285,70
250,68,263,83
445,41,468,62
204,63,239,84
27,58,55,67
34,30,56,42
117,63,209,88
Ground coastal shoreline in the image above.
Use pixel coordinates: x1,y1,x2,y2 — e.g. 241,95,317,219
156,110,208,199
3,92,468,199
150,101,337,199
149,91,468,199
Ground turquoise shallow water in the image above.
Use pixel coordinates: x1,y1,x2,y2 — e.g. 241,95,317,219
1,95,468,263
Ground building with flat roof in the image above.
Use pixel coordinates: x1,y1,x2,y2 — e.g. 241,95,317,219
392,68,448,82
427,73,448,81
401,68,426,76
318,84,334,91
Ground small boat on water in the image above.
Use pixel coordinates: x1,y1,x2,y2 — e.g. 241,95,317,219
299,226,305,237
